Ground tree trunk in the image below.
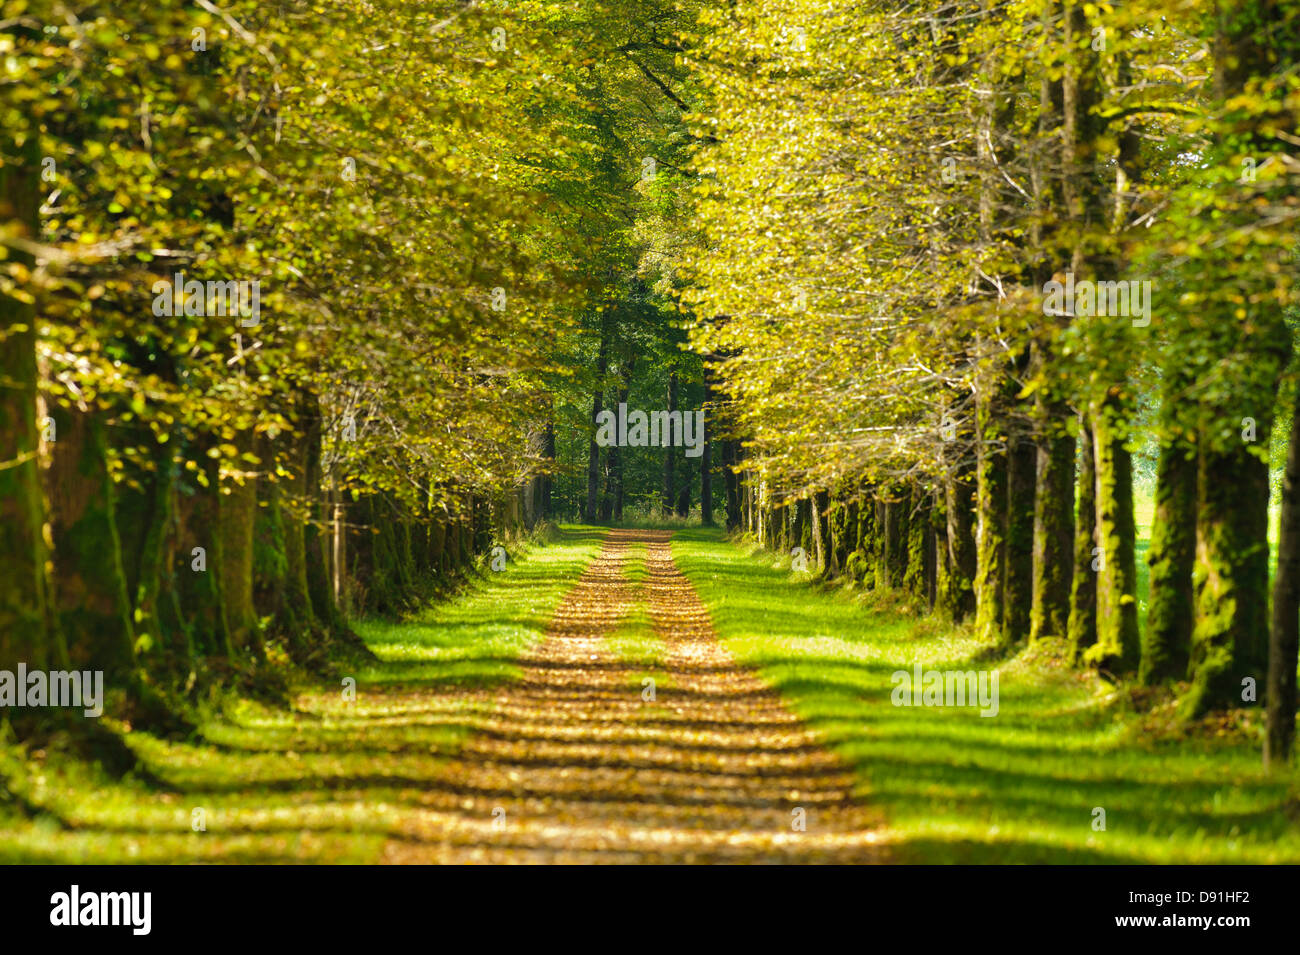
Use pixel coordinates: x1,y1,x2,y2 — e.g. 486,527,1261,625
542,417,555,519
45,407,135,677
700,375,713,525
945,459,978,620
663,371,678,514
675,457,692,518
723,439,742,530
177,436,231,658
219,433,261,654
904,486,928,598
607,360,633,522
0,113,52,674
1185,441,1273,716
1266,386,1300,766
1003,425,1037,644
1067,415,1098,663
812,490,830,571
1030,420,1076,642
585,321,609,523
1143,411,1197,684
303,392,339,631
974,394,1008,644
1089,394,1139,672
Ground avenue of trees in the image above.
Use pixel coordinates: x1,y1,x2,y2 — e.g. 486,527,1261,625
0,0,706,738
682,0,1300,762
1,0,1298,770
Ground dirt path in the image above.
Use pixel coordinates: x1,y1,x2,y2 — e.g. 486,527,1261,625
383,529,884,863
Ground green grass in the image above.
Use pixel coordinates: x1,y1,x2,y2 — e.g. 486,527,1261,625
0,526,606,863
6,518,1296,864
352,526,606,688
672,525,1300,863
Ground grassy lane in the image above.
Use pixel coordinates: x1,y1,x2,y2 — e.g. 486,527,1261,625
672,526,1300,863
0,526,605,863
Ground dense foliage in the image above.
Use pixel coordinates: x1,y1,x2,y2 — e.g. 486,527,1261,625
1,0,1298,772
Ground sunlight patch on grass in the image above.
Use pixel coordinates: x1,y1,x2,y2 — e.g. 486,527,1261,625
671,526,1300,864
0,526,606,864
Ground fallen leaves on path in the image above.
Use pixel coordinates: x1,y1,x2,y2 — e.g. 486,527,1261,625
383,529,884,863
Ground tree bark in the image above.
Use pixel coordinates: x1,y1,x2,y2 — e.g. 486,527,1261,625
542,416,555,519
1067,414,1098,663
1030,419,1076,642
0,109,52,674
1185,441,1273,716
723,439,742,530
45,407,135,677
945,459,978,620
700,374,714,525
1266,386,1300,766
1003,425,1037,644
662,371,678,514
1142,407,1197,684
585,319,609,523
974,393,1008,644
219,432,261,654
1089,394,1139,672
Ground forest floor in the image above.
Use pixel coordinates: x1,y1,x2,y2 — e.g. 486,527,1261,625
1,525,1298,863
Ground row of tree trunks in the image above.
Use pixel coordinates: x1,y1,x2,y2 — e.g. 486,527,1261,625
735,477,970,618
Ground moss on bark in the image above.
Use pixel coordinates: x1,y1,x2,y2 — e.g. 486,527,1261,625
45,407,135,677
1143,430,1196,684
1087,397,1139,672
1030,423,1076,642
974,399,1008,644
1003,431,1037,645
1184,442,1272,717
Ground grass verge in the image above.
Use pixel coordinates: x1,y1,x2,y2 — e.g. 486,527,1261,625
0,525,605,863
671,525,1300,863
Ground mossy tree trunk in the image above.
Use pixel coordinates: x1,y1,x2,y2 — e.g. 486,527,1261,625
1267,386,1300,766
904,484,928,599
791,497,807,557
1088,393,1139,672
928,488,947,610
774,497,789,554
1185,440,1274,716
1030,415,1076,642
974,395,1009,644
1067,414,1098,663
302,392,341,632
1142,400,1196,684
219,433,261,655
1003,424,1037,645
811,490,829,571
126,436,188,665
0,119,52,675
945,459,977,620
176,436,230,658
255,425,317,662
880,489,906,589
45,407,135,678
